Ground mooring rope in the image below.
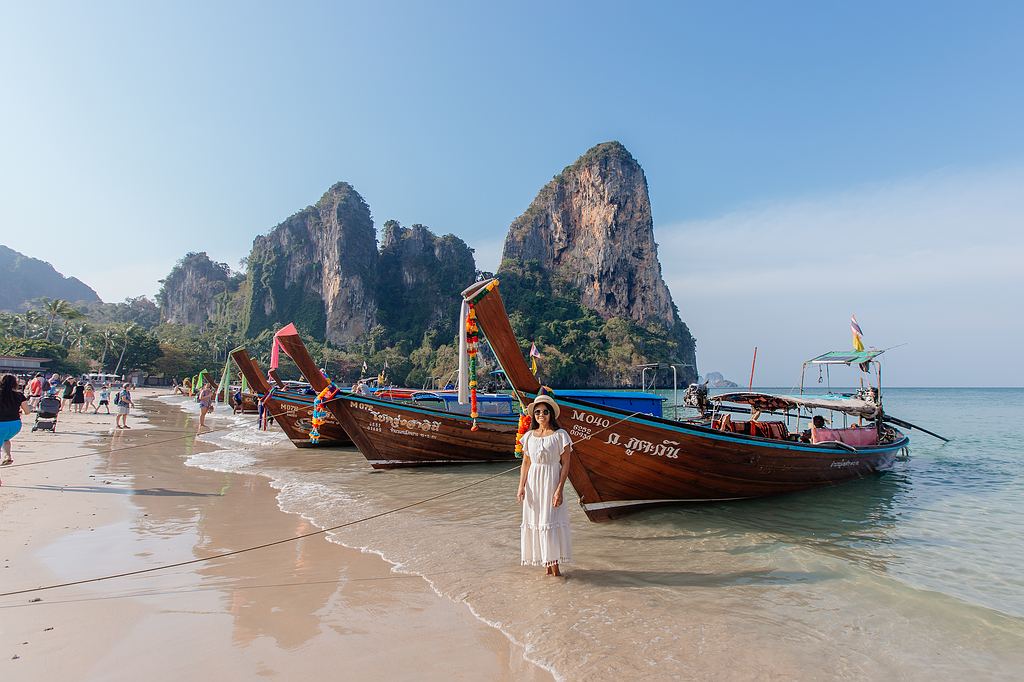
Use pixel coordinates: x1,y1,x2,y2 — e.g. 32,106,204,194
0,463,520,598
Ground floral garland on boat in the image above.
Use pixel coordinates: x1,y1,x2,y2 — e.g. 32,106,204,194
309,371,340,445
466,303,480,431
514,408,531,458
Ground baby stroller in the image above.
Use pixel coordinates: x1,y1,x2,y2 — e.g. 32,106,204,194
33,396,62,432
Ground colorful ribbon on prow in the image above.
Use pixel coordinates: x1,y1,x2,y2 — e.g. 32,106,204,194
466,303,480,430
309,370,340,445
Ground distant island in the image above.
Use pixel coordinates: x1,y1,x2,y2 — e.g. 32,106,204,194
702,372,739,388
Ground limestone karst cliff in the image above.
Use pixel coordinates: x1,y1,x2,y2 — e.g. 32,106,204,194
498,141,697,384
232,184,477,352
376,221,476,346
155,145,694,389
156,252,237,329
242,182,379,345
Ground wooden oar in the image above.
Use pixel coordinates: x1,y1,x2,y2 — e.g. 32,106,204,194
882,414,949,442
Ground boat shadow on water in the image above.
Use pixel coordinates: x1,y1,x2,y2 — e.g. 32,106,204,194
568,567,837,588
599,468,914,571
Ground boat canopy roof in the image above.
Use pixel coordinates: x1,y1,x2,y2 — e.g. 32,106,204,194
556,389,666,402
806,350,884,365
710,391,881,418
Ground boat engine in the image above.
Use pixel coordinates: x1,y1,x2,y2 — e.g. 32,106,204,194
682,382,710,415
854,386,879,405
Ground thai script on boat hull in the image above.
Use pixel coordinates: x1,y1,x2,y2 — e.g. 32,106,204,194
568,410,679,459
354,401,441,434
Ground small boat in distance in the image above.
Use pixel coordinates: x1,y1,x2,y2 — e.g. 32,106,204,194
229,346,353,448
462,278,913,522
272,329,521,468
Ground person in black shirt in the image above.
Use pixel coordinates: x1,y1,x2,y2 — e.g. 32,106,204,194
61,376,75,411
800,415,828,443
0,373,31,472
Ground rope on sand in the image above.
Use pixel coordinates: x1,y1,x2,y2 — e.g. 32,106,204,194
0,464,520,598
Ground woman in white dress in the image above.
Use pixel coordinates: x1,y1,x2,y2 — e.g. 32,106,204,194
517,394,573,576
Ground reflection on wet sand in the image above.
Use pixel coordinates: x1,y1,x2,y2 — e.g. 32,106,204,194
80,399,549,680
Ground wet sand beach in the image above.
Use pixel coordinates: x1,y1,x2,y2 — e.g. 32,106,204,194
0,390,549,681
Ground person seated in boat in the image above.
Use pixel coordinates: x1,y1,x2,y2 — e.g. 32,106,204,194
351,380,372,396
801,415,827,443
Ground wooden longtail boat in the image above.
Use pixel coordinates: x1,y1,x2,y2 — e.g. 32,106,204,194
214,386,260,413
462,278,910,522
273,329,520,468
229,347,353,448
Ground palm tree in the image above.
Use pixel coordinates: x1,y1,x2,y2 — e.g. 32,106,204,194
21,310,42,338
58,320,72,346
39,298,82,341
96,328,116,371
68,323,91,352
112,323,138,376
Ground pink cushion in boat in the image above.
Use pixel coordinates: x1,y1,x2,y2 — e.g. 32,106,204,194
811,426,878,447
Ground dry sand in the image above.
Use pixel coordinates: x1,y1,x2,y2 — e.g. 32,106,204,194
0,390,550,681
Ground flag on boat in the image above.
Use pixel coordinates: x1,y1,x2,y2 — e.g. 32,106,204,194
361,361,368,374
529,343,541,375
851,315,864,352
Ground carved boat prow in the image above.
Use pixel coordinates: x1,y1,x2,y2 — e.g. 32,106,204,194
230,343,352,448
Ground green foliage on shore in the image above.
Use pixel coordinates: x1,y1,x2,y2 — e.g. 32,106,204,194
0,337,81,374
496,259,690,387
0,297,220,380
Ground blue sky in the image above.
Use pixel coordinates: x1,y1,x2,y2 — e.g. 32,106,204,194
1,1,1021,385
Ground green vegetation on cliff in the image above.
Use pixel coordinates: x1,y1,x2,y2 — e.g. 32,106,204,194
498,260,694,386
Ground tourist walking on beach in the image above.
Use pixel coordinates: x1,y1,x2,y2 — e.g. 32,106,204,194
96,384,111,414
26,372,43,408
60,376,75,411
197,382,214,432
71,380,85,413
83,382,96,412
517,394,573,576
114,383,134,429
0,374,32,482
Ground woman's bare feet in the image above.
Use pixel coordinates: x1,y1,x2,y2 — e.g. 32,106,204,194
551,563,561,577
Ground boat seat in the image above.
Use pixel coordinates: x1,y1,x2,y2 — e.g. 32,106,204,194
711,419,788,440
811,426,878,447
751,421,789,440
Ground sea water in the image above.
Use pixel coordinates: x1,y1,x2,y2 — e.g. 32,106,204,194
169,389,1024,679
